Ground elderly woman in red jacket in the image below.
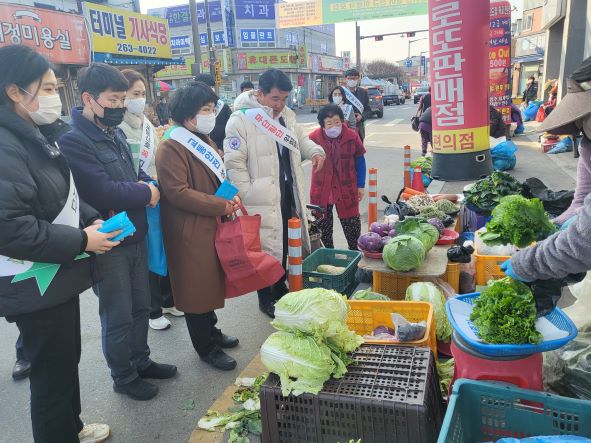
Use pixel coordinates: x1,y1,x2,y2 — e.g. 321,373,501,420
309,104,367,250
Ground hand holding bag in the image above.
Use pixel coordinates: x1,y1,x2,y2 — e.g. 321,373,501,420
215,204,284,298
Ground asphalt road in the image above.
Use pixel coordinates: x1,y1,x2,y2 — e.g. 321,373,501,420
0,102,578,443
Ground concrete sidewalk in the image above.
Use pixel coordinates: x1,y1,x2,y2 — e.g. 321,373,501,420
430,122,578,195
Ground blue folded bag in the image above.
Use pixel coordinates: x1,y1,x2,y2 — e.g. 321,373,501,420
215,179,239,200
99,211,136,242
146,204,167,276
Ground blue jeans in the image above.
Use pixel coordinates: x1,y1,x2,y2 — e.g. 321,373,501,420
94,242,151,385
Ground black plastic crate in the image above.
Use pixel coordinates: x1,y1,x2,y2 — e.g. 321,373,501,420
260,344,444,443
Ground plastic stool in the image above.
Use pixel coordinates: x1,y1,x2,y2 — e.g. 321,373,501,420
449,333,543,395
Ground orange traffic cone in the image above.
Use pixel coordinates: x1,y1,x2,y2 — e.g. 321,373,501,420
411,166,425,192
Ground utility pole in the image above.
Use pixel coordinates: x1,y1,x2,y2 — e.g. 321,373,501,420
203,0,217,81
355,22,361,71
189,0,202,76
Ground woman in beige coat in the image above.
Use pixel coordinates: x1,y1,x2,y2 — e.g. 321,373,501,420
156,81,240,371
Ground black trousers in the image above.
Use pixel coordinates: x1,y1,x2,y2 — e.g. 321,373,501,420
257,178,293,307
8,296,83,443
185,311,222,356
149,272,174,319
317,204,362,250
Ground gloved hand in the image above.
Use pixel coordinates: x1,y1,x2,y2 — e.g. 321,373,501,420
559,215,577,231
501,259,532,282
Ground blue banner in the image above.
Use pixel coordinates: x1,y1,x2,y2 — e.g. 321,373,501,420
240,28,274,42
197,1,223,23
225,7,235,47
234,0,275,20
199,31,226,46
171,35,191,49
257,29,275,42
240,29,258,42
161,2,223,27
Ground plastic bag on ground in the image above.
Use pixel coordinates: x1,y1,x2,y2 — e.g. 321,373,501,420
475,228,518,256
547,137,574,154
543,324,591,401
523,102,541,121
522,178,574,219
391,313,426,342
491,140,518,171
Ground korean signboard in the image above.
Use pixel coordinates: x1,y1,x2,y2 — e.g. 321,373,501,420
429,0,489,154
311,54,344,73
85,3,172,59
490,1,512,124
0,4,89,65
171,35,191,50
240,29,275,43
276,0,428,28
235,0,275,20
148,2,222,28
237,48,307,70
156,49,232,78
199,31,226,46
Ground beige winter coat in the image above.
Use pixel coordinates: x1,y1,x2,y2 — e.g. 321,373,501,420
224,91,325,261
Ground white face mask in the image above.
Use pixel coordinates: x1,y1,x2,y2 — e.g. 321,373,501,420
193,113,216,135
333,95,343,105
125,97,146,115
346,79,358,89
28,94,62,125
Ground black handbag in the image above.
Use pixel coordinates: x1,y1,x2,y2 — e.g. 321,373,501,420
411,116,420,132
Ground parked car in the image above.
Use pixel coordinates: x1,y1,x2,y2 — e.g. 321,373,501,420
383,86,406,106
366,87,384,118
413,86,430,104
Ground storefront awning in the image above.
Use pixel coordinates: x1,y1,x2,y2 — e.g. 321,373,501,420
512,54,545,64
93,53,185,66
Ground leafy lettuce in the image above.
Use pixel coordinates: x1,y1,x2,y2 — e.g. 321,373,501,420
480,195,556,248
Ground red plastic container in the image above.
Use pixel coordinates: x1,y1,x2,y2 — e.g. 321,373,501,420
449,334,543,395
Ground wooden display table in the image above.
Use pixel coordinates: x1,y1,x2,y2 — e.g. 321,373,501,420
358,245,449,278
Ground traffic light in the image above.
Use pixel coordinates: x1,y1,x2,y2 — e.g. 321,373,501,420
375,35,383,41
406,32,416,37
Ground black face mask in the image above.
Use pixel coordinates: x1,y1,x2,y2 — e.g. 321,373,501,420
93,97,126,127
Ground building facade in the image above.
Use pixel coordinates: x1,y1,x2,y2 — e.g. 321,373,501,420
147,1,344,106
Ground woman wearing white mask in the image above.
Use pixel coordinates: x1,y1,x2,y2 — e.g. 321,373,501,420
155,81,241,371
328,85,356,130
0,45,118,443
119,69,183,332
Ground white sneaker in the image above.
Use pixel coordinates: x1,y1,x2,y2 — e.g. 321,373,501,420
79,423,111,443
149,316,171,330
162,306,184,317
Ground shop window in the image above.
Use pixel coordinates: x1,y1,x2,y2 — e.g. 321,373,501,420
523,14,533,31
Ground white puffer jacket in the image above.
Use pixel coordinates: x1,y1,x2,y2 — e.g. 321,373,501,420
224,91,325,261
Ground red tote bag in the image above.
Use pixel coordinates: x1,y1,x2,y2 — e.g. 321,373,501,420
215,205,285,299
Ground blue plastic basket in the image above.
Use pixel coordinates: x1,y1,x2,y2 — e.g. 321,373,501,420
446,293,578,357
438,379,591,443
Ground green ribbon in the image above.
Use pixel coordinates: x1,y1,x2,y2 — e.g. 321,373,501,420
11,253,89,296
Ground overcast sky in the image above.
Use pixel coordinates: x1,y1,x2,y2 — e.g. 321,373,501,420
139,0,523,64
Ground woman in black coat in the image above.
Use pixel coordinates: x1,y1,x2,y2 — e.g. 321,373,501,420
0,45,119,443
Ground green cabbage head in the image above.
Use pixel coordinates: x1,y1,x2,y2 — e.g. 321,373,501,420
383,235,426,271
405,282,452,342
260,331,337,396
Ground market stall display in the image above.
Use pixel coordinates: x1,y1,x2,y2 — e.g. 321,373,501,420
260,345,444,443
463,171,523,214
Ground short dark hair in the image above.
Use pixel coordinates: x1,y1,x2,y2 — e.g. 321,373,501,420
78,63,128,98
240,80,254,92
120,69,147,90
344,68,360,78
328,86,348,104
258,69,292,94
168,81,218,124
0,45,52,105
194,73,216,87
529,75,536,80
317,104,344,127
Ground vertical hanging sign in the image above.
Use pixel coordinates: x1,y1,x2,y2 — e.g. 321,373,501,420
429,0,489,154
489,1,512,123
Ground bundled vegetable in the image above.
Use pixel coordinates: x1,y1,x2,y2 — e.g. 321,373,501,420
480,195,557,248
383,235,426,272
405,282,452,342
470,277,542,344
406,194,435,212
411,156,432,176
419,205,447,221
463,171,523,213
316,264,345,275
434,199,459,214
263,288,364,396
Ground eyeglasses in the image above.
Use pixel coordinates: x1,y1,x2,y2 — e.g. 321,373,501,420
94,96,126,107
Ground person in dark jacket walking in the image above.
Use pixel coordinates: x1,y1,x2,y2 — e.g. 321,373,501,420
344,68,372,141
156,97,170,126
59,63,177,402
0,45,117,443
194,73,232,151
